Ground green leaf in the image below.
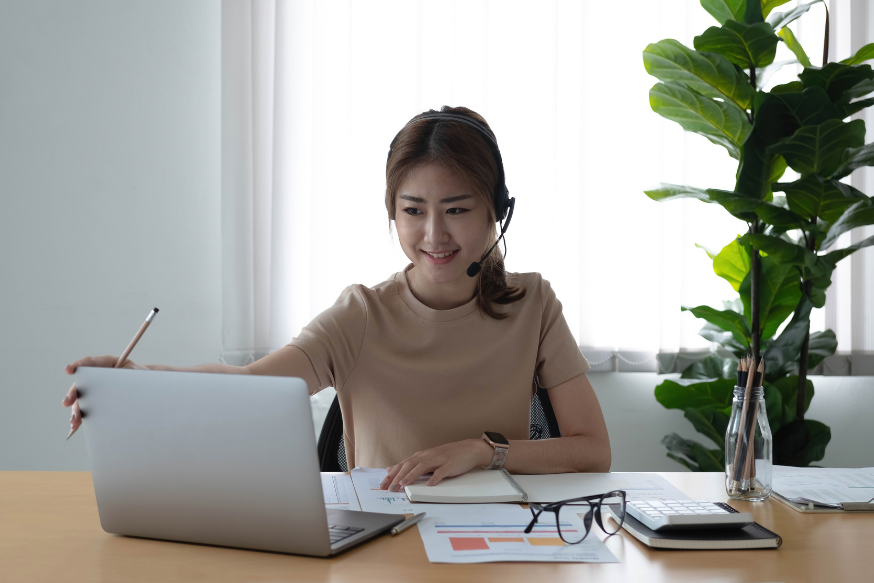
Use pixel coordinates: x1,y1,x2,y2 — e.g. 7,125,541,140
701,0,746,25
649,82,752,158
739,255,801,340
713,237,751,291
754,199,807,230
766,118,866,177
742,233,817,269
708,189,763,219
662,433,724,472
644,40,756,110
799,63,874,105
696,242,719,260
807,329,837,370
818,234,874,270
774,175,866,223
655,378,736,410
683,305,752,344
789,420,830,466
694,21,780,68
737,88,842,201
832,142,874,180
777,27,812,68
763,382,785,433
685,407,731,448
698,322,750,356
763,295,814,378
767,1,821,31
744,0,765,23
757,59,798,88
840,42,874,66
645,183,711,202
681,354,738,380
844,96,874,117
821,199,874,249
771,80,804,94
761,0,793,18
771,376,815,419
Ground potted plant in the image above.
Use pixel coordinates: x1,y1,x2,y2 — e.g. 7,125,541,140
642,0,874,470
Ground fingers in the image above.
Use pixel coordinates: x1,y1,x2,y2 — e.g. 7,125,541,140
379,464,400,489
65,355,118,375
62,383,78,407
427,466,452,486
69,400,82,434
397,463,432,488
387,461,418,492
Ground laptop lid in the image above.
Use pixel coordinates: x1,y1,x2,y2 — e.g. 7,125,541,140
75,367,333,556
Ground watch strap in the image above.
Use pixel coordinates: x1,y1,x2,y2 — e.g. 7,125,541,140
484,443,509,470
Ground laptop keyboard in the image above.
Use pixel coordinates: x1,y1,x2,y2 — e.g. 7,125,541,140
329,524,365,545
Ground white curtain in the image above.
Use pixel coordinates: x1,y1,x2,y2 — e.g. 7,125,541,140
220,0,874,375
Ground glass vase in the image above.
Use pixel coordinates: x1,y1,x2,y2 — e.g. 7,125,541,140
725,386,773,501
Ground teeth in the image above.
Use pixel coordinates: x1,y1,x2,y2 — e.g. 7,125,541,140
427,251,455,259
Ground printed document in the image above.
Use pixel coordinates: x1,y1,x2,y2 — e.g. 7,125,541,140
321,473,361,511
417,506,619,564
773,466,874,507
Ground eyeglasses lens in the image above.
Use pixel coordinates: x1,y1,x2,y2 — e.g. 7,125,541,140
556,502,593,544
599,492,626,535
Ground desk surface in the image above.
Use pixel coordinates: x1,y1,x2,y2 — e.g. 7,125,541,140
2,471,871,583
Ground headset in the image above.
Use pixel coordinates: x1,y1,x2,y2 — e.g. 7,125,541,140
386,112,516,277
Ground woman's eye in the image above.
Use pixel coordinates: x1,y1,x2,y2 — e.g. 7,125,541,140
447,208,469,215
403,208,422,216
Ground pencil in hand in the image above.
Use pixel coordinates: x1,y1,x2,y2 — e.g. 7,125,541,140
66,308,159,441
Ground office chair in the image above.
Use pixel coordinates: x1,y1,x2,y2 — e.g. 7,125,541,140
317,381,562,472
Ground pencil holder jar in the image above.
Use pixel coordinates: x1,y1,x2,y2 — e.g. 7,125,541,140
725,386,773,501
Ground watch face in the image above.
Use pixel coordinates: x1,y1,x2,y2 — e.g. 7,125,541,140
484,431,509,446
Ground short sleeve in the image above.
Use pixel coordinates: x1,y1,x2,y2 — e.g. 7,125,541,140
287,285,367,394
535,276,590,389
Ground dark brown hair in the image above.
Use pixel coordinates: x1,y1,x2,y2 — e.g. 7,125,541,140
385,105,526,319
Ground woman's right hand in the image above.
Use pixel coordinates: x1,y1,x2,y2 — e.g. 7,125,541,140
63,356,147,436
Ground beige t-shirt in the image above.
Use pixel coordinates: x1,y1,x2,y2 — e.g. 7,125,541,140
288,264,590,469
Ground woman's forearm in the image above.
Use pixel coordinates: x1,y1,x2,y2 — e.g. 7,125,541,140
145,363,251,374
501,434,612,474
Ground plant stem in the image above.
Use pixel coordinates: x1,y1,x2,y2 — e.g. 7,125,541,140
797,221,816,420
750,218,761,361
748,65,760,362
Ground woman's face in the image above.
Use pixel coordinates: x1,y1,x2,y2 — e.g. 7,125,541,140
394,163,492,287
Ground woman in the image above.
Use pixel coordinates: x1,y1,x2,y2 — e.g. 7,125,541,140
63,106,611,492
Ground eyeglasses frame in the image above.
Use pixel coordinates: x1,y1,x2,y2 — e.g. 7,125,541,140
524,489,627,545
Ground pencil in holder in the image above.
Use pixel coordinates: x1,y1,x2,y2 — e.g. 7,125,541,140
725,358,773,501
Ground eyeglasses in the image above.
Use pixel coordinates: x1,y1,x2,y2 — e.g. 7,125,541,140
524,490,627,545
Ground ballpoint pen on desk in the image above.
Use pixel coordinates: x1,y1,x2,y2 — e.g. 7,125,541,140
390,512,426,535
66,307,159,441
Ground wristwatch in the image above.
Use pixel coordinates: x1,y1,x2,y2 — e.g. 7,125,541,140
482,431,510,470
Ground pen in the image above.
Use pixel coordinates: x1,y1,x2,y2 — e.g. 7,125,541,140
67,307,159,441
390,512,426,535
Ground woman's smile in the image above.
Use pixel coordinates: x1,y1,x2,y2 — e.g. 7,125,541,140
422,249,459,264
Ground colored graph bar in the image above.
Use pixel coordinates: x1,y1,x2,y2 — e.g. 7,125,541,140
488,537,525,543
449,537,490,551
527,538,566,546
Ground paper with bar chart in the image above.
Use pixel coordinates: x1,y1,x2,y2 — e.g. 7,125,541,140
417,506,618,564
321,473,361,511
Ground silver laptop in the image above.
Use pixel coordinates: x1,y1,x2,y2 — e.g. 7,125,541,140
74,367,403,556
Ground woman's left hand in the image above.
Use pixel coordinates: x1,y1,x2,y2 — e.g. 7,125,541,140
379,438,495,491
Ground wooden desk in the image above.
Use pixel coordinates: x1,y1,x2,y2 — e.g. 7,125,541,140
2,472,871,583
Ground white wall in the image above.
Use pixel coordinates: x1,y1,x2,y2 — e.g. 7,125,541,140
1,1,871,473
0,1,222,470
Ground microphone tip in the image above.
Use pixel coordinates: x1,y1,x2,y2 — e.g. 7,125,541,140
466,262,482,277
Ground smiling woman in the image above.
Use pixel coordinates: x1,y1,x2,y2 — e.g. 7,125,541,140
63,106,611,492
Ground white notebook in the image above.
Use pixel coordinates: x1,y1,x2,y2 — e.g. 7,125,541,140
404,469,626,504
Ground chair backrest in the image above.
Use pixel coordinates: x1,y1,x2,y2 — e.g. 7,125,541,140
317,382,561,472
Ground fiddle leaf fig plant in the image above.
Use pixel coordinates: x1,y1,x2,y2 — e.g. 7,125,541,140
643,0,874,470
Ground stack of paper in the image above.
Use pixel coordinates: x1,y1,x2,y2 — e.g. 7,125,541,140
772,466,874,508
